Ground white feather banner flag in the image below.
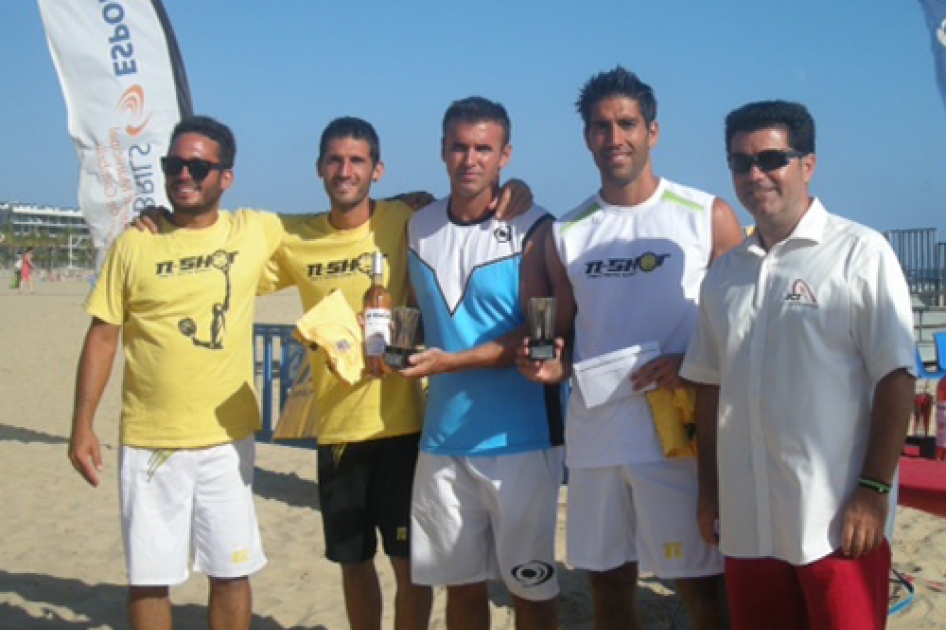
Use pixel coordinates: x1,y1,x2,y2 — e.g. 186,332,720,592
37,0,192,256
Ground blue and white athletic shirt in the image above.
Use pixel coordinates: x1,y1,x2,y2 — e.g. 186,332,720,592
408,199,563,456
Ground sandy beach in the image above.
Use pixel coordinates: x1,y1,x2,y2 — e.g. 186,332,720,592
2,278,945,629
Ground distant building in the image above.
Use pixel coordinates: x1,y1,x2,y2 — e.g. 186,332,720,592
0,201,90,238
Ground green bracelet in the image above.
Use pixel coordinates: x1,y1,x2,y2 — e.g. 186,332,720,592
858,477,891,495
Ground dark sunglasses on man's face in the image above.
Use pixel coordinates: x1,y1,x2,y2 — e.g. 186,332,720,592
727,149,807,175
160,156,226,182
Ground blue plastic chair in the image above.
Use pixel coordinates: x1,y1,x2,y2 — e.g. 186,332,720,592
916,331,946,379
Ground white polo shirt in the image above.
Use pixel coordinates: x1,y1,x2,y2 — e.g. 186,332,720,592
680,199,915,565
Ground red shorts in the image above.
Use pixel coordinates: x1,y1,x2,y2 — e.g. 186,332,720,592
725,541,890,630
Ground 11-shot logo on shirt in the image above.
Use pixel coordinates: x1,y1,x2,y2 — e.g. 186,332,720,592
155,250,239,276
584,252,670,278
306,252,375,279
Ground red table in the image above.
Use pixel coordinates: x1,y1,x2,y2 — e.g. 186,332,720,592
899,455,946,518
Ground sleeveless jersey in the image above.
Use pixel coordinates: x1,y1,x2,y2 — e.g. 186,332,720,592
408,199,563,456
553,178,714,466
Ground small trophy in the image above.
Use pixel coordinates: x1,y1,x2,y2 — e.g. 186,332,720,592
528,297,557,361
384,306,421,369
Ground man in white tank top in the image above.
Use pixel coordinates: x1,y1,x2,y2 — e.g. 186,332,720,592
519,67,743,630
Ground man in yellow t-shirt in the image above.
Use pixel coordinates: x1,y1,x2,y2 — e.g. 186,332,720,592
262,118,532,630
118,116,529,630
68,116,283,630
260,117,432,630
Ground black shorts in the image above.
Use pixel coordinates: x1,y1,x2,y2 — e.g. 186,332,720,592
317,432,420,564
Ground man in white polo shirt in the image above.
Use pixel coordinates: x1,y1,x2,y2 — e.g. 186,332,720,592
680,100,916,630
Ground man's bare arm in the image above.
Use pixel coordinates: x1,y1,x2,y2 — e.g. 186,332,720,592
710,197,744,261
68,318,120,487
841,367,915,557
400,325,526,378
492,178,533,220
695,383,722,546
402,216,547,379
517,222,575,384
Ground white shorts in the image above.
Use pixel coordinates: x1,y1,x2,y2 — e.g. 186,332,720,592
411,448,563,601
566,458,723,579
120,436,267,586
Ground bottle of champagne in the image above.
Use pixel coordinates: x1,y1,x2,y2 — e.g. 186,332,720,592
363,251,392,377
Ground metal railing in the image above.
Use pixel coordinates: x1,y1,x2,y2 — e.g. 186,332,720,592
253,323,315,447
885,228,944,305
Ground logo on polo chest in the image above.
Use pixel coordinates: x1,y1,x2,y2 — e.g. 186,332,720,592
784,279,818,307
583,252,671,278
494,224,512,243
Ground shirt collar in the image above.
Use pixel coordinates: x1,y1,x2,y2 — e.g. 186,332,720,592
744,197,827,256
786,198,827,245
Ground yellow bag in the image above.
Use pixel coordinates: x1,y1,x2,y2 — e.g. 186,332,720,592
646,386,698,458
273,358,318,440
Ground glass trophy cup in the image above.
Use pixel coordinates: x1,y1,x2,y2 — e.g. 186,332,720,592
384,306,421,369
528,297,557,361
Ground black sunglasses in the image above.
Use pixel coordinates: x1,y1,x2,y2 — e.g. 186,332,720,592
160,156,226,182
727,149,807,175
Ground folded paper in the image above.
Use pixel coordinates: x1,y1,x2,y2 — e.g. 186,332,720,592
573,341,660,409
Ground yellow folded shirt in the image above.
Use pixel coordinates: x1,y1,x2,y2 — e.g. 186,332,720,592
292,289,364,386
646,386,698,458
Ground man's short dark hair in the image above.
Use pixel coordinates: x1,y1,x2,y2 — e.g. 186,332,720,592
725,100,816,155
169,115,236,168
576,66,657,128
442,97,511,146
318,117,381,165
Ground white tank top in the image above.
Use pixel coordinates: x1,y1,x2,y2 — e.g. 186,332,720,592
553,178,715,466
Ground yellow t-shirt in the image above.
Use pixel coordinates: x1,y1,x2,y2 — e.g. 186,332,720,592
86,210,285,448
260,201,423,443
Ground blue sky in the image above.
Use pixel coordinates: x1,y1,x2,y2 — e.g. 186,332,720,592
2,1,945,234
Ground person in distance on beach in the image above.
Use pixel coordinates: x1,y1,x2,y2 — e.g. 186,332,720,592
69,115,283,630
680,100,915,630
18,246,35,294
519,66,743,630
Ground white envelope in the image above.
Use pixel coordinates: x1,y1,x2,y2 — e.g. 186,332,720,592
573,342,660,409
